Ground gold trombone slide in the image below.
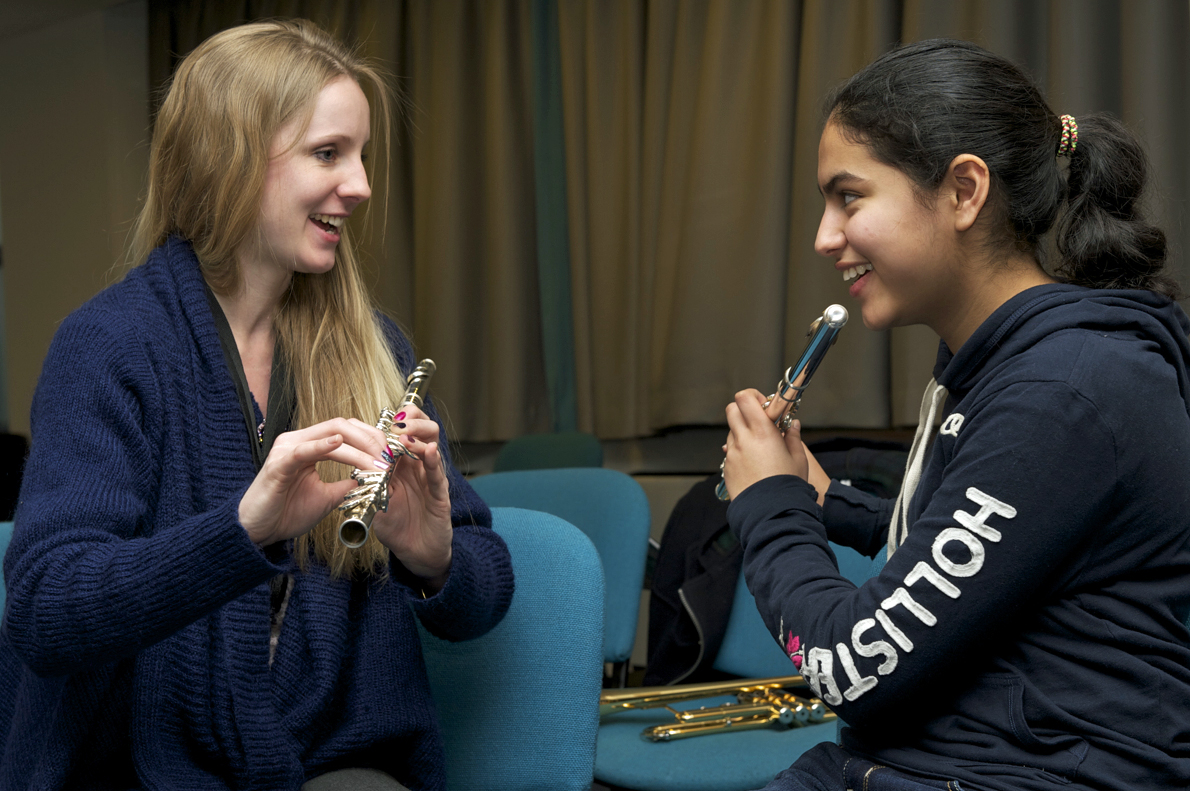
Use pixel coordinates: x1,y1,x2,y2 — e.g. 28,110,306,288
599,675,836,742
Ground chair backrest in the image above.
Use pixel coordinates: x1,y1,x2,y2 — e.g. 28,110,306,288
713,541,876,678
418,507,603,791
469,468,650,664
493,431,603,472
0,521,11,614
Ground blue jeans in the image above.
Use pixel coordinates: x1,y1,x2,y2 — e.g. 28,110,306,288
762,742,963,791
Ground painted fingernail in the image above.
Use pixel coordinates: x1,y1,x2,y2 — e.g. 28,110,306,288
394,421,406,428
395,411,407,421
382,448,395,463
374,459,391,470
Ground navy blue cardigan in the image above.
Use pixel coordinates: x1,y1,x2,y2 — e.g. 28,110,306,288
0,238,514,790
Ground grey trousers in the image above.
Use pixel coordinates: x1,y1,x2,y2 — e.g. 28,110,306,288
301,769,410,791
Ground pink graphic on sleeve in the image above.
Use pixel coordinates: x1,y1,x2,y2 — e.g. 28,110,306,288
786,632,804,670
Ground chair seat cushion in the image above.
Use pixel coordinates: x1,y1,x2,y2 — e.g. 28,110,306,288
596,696,836,791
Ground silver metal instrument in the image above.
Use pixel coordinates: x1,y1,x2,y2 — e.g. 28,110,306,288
337,359,437,548
716,305,848,501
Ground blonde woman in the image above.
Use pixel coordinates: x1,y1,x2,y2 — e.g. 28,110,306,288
0,20,513,790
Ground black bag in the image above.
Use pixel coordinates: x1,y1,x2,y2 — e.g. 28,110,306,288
643,439,907,686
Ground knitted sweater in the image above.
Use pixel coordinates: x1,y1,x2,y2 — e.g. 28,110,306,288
730,285,1190,791
0,238,515,790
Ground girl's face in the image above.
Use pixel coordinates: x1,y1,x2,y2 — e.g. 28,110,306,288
815,120,959,336
242,75,372,283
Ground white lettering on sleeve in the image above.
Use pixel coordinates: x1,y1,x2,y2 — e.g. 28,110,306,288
852,618,898,675
932,527,985,577
953,487,1016,542
905,561,961,599
939,413,964,436
882,587,937,626
874,610,914,652
805,647,844,706
836,642,878,701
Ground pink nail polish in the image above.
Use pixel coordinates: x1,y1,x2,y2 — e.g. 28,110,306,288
374,459,391,470
395,411,407,421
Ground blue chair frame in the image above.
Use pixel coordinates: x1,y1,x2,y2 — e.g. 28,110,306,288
420,507,603,790
493,431,604,472
469,468,651,668
0,521,10,615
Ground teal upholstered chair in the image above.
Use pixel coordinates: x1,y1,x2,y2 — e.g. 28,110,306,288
0,521,11,614
492,431,603,472
469,468,651,679
594,542,881,791
419,507,604,790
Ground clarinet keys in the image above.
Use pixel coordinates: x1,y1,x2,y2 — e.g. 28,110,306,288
715,306,847,501
337,359,437,548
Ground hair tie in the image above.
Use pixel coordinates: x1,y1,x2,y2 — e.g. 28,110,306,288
1058,114,1078,156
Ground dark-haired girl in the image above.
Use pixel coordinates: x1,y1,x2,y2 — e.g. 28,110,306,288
723,39,1190,791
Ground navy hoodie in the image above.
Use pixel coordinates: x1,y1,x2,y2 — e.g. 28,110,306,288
728,284,1190,791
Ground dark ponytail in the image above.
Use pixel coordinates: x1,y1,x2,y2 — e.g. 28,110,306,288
1056,114,1177,298
826,39,1176,299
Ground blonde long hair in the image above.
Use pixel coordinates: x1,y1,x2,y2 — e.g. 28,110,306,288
132,19,406,577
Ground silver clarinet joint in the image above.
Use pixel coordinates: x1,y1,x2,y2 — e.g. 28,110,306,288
399,358,436,411
716,306,848,501
337,359,437,549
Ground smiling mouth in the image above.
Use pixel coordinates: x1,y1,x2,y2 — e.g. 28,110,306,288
311,214,344,235
842,263,872,282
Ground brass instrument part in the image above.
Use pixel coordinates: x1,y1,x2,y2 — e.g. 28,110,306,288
599,674,804,716
599,674,836,742
644,692,836,741
337,359,437,548
646,711,784,741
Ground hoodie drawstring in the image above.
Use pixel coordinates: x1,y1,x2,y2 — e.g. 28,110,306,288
888,378,948,558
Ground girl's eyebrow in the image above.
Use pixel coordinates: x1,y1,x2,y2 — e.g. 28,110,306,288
819,171,863,197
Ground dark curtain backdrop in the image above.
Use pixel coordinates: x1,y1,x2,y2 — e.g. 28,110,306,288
149,0,1190,441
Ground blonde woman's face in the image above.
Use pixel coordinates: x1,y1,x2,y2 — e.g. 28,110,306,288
244,75,372,280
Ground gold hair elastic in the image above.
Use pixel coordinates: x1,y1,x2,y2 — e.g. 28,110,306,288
1058,114,1078,157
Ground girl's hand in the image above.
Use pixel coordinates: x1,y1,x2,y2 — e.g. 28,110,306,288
239,417,392,546
723,389,810,499
760,391,829,504
801,440,830,507
370,405,454,591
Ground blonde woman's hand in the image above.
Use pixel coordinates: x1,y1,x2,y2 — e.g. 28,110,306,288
369,405,454,592
723,389,809,500
239,417,391,546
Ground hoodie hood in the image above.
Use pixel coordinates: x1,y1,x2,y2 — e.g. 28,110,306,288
933,284,1190,417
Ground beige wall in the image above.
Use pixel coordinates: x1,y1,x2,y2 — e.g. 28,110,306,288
0,0,150,436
